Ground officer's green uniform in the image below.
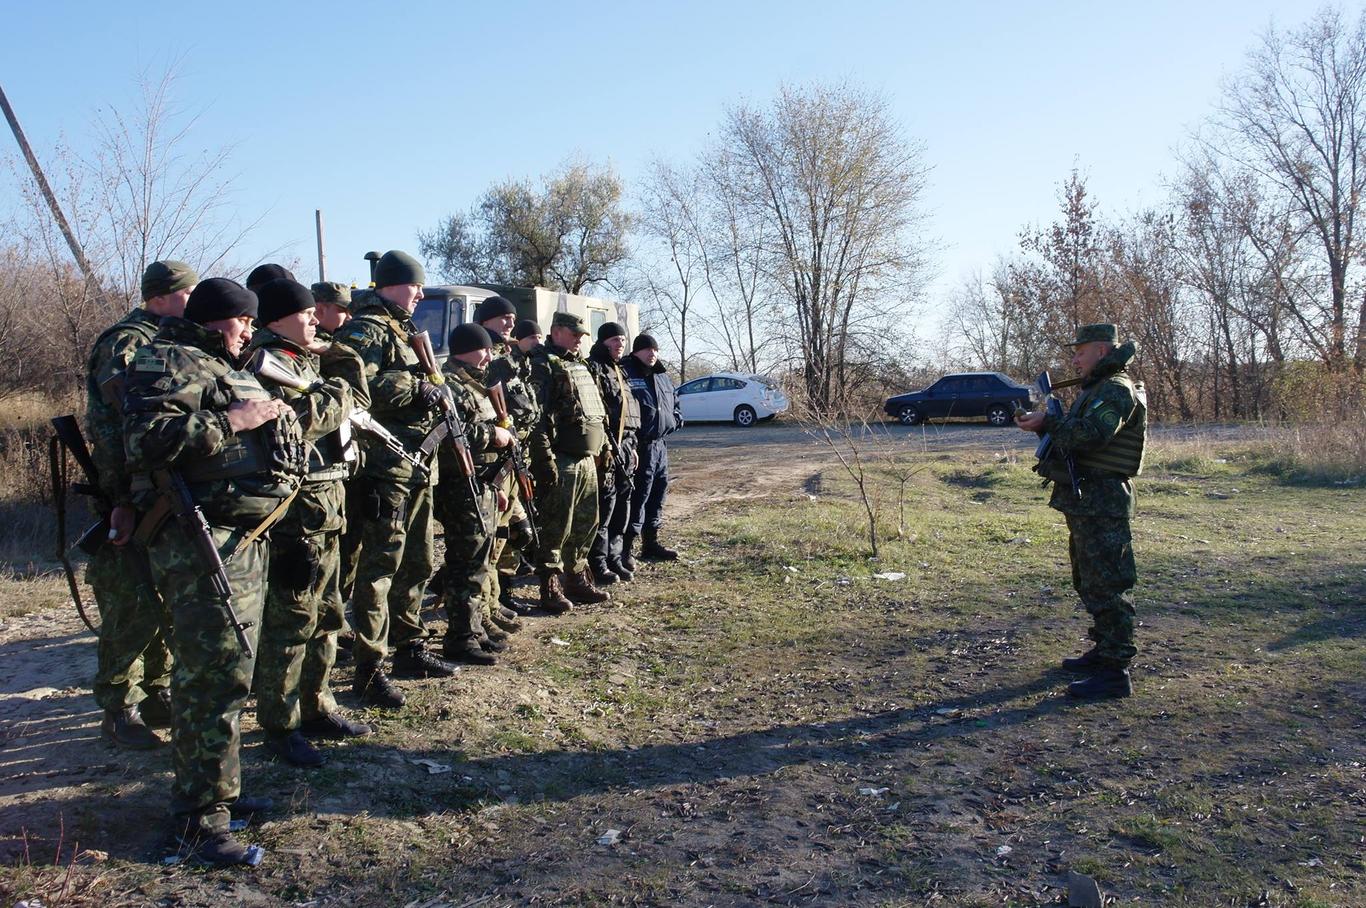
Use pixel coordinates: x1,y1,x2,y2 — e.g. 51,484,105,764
331,289,441,666
528,316,607,581
486,337,541,600
123,306,305,840
433,358,501,649
1041,329,1147,670
248,328,364,736
85,306,173,717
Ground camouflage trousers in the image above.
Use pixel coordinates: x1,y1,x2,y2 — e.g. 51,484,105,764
488,471,534,605
255,480,346,733
87,540,171,711
434,475,496,644
349,477,434,662
537,452,599,575
1065,513,1138,668
146,523,267,838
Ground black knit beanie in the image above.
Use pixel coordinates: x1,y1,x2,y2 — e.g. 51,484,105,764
448,322,493,355
246,263,295,293
373,250,425,289
257,279,316,326
185,278,258,324
632,333,659,352
512,319,542,340
474,295,517,323
598,322,626,342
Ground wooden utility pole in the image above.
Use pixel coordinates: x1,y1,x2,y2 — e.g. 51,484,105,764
315,209,327,282
0,83,98,286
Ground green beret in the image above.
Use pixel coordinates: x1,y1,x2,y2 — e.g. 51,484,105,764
551,311,589,335
311,281,352,307
1066,323,1118,346
373,250,425,289
141,260,198,301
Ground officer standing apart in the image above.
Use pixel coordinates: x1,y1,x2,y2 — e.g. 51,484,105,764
587,322,641,585
84,260,196,749
434,323,514,665
333,250,456,708
622,334,682,566
478,301,537,630
1015,323,1147,700
248,279,373,767
123,277,306,865
528,312,611,611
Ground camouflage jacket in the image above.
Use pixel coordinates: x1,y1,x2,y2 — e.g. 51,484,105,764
486,339,541,447
123,317,306,529
528,341,607,464
1043,341,1147,518
331,298,440,486
85,307,162,506
587,341,642,461
439,359,503,484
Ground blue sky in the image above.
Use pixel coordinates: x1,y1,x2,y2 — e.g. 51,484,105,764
2,0,1334,320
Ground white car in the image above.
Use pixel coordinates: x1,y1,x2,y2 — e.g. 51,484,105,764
676,372,789,427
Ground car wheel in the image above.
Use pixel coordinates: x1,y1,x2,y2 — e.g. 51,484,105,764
733,405,757,427
897,405,924,426
986,404,1012,427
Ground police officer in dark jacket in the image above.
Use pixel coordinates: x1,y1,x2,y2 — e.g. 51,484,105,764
621,334,682,564
586,323,641,584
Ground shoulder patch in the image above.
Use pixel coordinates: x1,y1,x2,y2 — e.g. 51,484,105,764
133,353,169,373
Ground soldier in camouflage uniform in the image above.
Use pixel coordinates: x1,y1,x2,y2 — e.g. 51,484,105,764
123,277,307,866
84,260,196,750
310,281,354,341
247,280,373,767
433,323,514,664
527,312,610,611
586,322,641,585
332,250,456,704
482,305,539,629
1016,323,1147,700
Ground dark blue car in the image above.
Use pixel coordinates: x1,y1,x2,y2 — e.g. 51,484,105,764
884,372,1031,427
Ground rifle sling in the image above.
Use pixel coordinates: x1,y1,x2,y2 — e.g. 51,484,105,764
231,487,299,560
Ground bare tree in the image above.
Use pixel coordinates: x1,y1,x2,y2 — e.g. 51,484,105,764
421,159,632,294
1215,6,1366,375
719,83,929,411
637,160,706,381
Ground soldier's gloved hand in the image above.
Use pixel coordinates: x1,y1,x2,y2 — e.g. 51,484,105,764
418,380,446,410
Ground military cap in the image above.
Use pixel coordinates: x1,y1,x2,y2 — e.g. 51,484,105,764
551,311,590,335
141,260,198,301
257,279,316,326
310,281,352,306
449,322,493,354
1066,323,1119,346
372,250,425,289
598,321,626,342
512,319,542,340
246,263,295,293
632,333,660,353
474,295,517,323
185,278,257,324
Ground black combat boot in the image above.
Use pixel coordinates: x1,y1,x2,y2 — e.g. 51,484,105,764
392,645,459,678
102,706,161,750
619,533,639,572
539,572,574,615
563,568,611,605
640,527,679,561
1066,668,1133,700
230,795,274,818
300,711,373,739
590,558,620,587
443,635,497,666
479,633,508,654
265,730,326,767
353,661,405,709
177,827,264,867
1061,647,1104,673
500,581,536,616
139,688,173,728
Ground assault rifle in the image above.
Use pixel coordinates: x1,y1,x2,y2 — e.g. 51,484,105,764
1018,371,1083,499
409,330,490,535
486,381,541,554
245,348,428,475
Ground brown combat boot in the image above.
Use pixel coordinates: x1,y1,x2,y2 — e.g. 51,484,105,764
563,568,611,605
538,572,574,615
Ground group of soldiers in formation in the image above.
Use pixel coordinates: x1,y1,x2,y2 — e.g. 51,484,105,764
80,250,682,866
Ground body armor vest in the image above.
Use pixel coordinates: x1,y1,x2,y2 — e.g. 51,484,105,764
180,369,309,483
556,358,607,457
1072,378,1147,478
